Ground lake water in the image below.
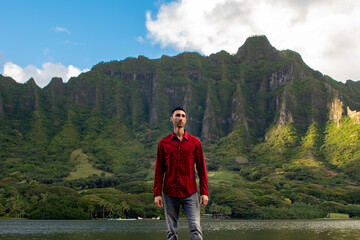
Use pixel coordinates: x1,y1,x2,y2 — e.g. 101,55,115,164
1,219,360,240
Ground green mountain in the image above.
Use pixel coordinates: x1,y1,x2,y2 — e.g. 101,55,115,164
1,35,360,219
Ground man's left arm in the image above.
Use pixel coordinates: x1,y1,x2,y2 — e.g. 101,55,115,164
195,140,209,206
200,194,209,207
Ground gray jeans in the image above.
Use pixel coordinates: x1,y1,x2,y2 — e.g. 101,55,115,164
163,192,202,240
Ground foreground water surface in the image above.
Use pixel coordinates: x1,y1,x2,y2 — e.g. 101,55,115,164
1,219,360,240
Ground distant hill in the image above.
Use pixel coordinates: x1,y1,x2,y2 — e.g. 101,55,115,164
1,35,360,219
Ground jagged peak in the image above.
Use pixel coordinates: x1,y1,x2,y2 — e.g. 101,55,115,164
160,55,171,60
241,35,272,47
347,106,360,124
210,50,230,57
280,49,304,63
46,77,64,87
0,74,18,85
236,35,280,62
209,50,231,62
346,79,360,85
176,51,203,58
25,77,39,88
137,55,150,61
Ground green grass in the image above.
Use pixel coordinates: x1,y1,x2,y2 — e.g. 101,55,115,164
208,171,240,185
326,213,350,219
209,171,236,180
64,148,113,180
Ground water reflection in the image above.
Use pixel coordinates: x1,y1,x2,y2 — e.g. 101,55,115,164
0,219,360,240
201,220,360,240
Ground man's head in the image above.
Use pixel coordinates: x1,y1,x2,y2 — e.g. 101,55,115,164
171,107,186,116
170,107,187,128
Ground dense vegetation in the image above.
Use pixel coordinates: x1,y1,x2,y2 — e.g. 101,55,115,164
1,35,360,219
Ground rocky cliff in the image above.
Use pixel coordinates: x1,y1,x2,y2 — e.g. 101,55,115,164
1,35,360,183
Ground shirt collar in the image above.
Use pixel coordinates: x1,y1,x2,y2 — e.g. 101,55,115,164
171,130,189,141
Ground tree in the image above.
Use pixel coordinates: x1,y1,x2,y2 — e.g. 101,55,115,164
99,199,110,219
7,195,28,218
208,203,232,218
0,200,6,216
120,201,130,218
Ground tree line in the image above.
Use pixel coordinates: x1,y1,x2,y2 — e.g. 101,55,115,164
2,176,360,220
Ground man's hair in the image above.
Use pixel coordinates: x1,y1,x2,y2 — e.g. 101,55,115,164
171,106,186,116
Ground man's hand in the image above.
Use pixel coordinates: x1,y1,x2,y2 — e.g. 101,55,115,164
154,196,163,208
200,195,209,207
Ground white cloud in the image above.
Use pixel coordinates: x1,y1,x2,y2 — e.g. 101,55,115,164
63,40,80,45
146,0,360,82
137,36,145,43
3,62,89,88
53,26,72,35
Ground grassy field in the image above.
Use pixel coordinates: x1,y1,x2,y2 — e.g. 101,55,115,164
207,170,245,187
64,148,113,180
326,213,350,219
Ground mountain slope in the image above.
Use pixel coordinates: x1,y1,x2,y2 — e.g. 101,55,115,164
1,35,360,219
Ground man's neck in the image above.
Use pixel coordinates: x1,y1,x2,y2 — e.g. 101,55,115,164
173,127,185,141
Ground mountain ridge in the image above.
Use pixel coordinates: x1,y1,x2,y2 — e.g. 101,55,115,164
1,35,360,219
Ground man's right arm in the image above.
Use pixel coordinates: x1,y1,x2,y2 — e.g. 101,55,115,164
154,196,163,208
153,142,165,200
195,140,209,196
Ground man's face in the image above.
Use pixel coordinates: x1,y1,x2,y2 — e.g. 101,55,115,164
170,110,187,128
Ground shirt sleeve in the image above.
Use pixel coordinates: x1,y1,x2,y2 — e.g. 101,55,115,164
153,141,165,197
195,140,209,196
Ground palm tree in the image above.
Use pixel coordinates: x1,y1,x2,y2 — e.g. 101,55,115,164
120,201,130,218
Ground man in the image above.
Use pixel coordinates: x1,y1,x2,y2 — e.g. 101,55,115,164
154,106,209,240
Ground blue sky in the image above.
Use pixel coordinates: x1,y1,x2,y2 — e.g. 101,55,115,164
0,0,178,87
1,0,178,68
1,0,360,87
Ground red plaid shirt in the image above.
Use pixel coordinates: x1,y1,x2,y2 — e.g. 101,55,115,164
153,131,209,198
